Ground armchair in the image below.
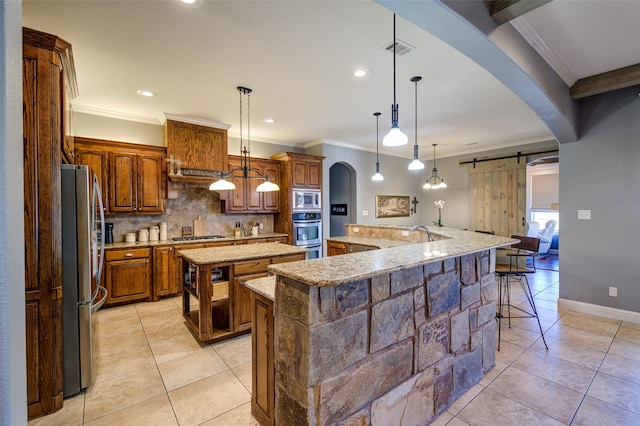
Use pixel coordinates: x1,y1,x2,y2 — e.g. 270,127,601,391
538,220,557,254
526,222,540,238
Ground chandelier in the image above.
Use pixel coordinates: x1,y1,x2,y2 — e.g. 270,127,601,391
209,87,279,193
423,144,447,190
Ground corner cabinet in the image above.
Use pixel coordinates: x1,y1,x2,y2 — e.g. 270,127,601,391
74,137,166,215
219,156,280,213
23,27,78,420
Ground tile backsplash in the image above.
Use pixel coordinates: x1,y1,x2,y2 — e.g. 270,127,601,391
106,187,274,242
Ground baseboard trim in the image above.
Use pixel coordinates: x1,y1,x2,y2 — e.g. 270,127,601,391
558,298,640,324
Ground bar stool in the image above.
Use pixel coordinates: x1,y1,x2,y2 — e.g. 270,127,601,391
495,235,548,351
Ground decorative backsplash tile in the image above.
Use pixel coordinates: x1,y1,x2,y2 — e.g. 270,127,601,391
106,187,274,242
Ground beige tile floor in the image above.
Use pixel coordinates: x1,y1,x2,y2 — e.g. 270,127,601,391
29,265,640,425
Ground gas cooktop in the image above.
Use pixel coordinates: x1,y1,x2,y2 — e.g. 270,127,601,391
172,235,227,242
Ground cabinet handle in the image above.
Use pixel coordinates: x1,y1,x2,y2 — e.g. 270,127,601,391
125,253,134,257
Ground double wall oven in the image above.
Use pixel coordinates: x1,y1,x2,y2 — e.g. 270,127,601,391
292,189,322,259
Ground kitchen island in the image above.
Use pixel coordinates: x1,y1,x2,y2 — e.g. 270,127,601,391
178,242,307,343
264,227,515,425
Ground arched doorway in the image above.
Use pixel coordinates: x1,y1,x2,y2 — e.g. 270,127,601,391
329,162,356,237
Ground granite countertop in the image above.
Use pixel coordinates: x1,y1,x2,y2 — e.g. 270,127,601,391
242,276,276,301
325,235,415,249
178,242,308,265
269,227,517,287
104,232,289,250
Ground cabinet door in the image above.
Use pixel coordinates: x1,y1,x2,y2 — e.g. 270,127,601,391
109,152,137,213
291,160,308,187
261,161,280,212
105,257,151,306
75,147,109,214
233,272,268,331
327,241,348,256
226,156,246,211
165,119,228,172
307,161,322,189
153,246,176,300
137,153,165,213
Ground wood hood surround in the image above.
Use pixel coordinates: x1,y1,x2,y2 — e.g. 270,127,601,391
163,117,230,185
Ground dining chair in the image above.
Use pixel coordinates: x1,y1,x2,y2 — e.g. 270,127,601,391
495,235,548,351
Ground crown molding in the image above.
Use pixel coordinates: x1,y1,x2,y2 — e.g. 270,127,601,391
161,112,231,129
510,18,577,86
72,104,162,125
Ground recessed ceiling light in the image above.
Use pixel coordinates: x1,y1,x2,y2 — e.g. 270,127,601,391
263,118,277,124
181,0,196,4
136,89,157,97
353,69,369,78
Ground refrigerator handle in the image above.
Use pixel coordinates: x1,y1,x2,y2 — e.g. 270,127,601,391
93,174,106,289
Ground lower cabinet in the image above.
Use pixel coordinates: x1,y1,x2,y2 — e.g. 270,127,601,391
251,292,275,426
327,241,348,256
153,246,177,300
105,248,152,306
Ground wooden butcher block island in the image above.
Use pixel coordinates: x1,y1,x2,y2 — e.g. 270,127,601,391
177,242,307,343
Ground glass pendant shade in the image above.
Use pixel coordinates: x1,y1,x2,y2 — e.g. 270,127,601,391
372,162,384,181
256,180,279,192
209,179,236,191
408,158,424,170
408,76,424,170
383,124,408,146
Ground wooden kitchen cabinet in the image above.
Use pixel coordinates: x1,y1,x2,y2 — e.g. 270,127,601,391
74,138,166,215
104,248,152,306
232,258,271,331
251,291,275,426
327,241,349,256
153,246,177,300
164,118,228,182
220,156,280,213
23,27,79,419
109,150,165,214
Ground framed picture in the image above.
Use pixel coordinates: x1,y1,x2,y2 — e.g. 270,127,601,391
375,195,410,218
331,204,348,215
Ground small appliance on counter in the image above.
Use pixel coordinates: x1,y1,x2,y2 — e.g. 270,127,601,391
104,222,114,244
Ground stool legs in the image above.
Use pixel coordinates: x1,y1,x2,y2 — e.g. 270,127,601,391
495,273,548,351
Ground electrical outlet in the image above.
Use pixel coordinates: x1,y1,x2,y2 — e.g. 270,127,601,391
362,210,369,216
402,231,409,236
259,222,264,229
609,287,618,297
353,227,359,233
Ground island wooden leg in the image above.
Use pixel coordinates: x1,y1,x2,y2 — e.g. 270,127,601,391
251,292,275,426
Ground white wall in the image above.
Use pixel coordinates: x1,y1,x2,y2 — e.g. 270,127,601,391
0,0,28,422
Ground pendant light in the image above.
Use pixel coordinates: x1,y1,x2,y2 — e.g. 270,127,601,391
408,76,424,170
423,144,447,189
372,112,384,181
209,86,279,193
382,14,408,147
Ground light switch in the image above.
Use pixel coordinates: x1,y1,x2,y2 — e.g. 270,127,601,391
362,210,369,216
353,227,359,233
578,210,591,220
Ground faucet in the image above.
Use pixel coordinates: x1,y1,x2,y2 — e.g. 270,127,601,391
410,225,434,242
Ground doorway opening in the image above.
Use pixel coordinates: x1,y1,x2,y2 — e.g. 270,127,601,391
526,156,559,256
329,162,356,237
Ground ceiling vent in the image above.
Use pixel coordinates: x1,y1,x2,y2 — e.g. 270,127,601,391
384,39,415,56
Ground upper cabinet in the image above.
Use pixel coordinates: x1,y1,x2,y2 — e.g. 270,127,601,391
74,137,166,215
163,118,229,183
272,152,323,190
220,155,280,213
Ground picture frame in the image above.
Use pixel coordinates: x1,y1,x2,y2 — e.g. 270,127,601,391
375,195,410,218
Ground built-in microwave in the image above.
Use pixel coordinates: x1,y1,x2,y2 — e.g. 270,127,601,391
292,189,321,211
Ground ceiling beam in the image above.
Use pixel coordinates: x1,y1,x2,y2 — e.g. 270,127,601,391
570,63,640,99
489,0,553,25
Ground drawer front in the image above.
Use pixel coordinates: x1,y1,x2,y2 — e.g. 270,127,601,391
105,247,151,261
271,253,306,264
234,258,270,276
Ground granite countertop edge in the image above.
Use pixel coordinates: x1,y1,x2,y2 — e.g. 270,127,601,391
178,242,307,265
270,228,517,287
104,233,289,250
242,276,276,301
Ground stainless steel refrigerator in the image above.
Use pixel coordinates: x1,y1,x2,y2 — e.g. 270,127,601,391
61,164,107,397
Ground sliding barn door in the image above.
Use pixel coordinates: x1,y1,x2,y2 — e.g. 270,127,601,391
467,158,526,237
